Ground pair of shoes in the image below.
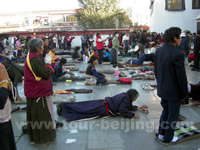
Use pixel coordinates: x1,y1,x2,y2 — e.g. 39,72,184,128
55,120,63,128
119,72,127,77
142,84,154,90
181,99,189,105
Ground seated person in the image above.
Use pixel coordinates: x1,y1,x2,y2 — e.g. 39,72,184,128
149,42,157,54
52,58,76,82
48,48,59,67
103,49,111,62
86,56,108,85
129,52,145,65
89,47,99,59
57,89,148,121
72,46,82,61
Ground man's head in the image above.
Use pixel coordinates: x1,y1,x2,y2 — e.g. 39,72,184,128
163,27,181,47
114,31,119,37
96,33,101,37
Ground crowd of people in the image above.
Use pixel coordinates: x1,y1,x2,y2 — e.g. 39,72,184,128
0,27,200,149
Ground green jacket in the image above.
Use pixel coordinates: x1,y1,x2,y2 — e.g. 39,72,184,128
112,37,120,50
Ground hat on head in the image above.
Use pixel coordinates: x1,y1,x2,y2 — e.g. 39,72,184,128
181,33,186,37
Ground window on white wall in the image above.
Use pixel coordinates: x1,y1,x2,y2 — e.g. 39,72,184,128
165,0,185,10
193,0,200,9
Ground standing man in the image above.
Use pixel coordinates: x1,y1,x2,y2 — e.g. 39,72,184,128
155,27,188,143
64,33,69,50
81,32,87,54
192,30,200,71
139,30,148,47
96,33,109,64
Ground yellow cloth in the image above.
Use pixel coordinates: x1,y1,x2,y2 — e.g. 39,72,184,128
89,53,94,59
26,52,41,81
0,82,9,88
48,51,56,64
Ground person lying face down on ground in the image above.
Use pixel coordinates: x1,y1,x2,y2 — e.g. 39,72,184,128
57,89,148,121
86,56,108,85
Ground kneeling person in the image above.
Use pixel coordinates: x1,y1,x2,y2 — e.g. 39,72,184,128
52,58,76,82
86,56,108,85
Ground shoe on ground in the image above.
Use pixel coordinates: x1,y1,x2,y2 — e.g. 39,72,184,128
55,120,63,128
56,103,62,116
142,84,154,90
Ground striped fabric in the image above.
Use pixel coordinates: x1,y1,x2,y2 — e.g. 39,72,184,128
46,96,56,129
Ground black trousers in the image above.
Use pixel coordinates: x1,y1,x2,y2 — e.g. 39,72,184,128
81,43,87,54
194,49,200,69
158,98,181,143
98,49,104,64
0,120,17,150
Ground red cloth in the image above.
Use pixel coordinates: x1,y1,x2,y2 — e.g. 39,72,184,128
24,52,53,98
108,40,112,48
96,36,104,50
104,99,109,116
189,53,194,60
46,64,55,73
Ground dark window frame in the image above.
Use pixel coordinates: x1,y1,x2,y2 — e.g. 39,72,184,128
165,0,186,11
192,0,200,9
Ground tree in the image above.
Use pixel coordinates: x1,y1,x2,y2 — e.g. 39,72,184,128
75,0,132,29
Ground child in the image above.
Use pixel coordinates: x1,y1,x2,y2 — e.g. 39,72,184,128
57,89,148,121
103,49,111,62
52,58,76,82
86,56,108,85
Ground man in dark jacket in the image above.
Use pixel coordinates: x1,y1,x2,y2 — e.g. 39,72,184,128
139,30,148,46
155,27,189,143
180,33,189,57
192,30,200,71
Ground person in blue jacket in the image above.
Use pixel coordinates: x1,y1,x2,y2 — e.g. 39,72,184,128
57,89,148,121
103,49,111,62
86,56,108,84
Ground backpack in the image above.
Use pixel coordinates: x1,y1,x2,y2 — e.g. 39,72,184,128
119,78,132,84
